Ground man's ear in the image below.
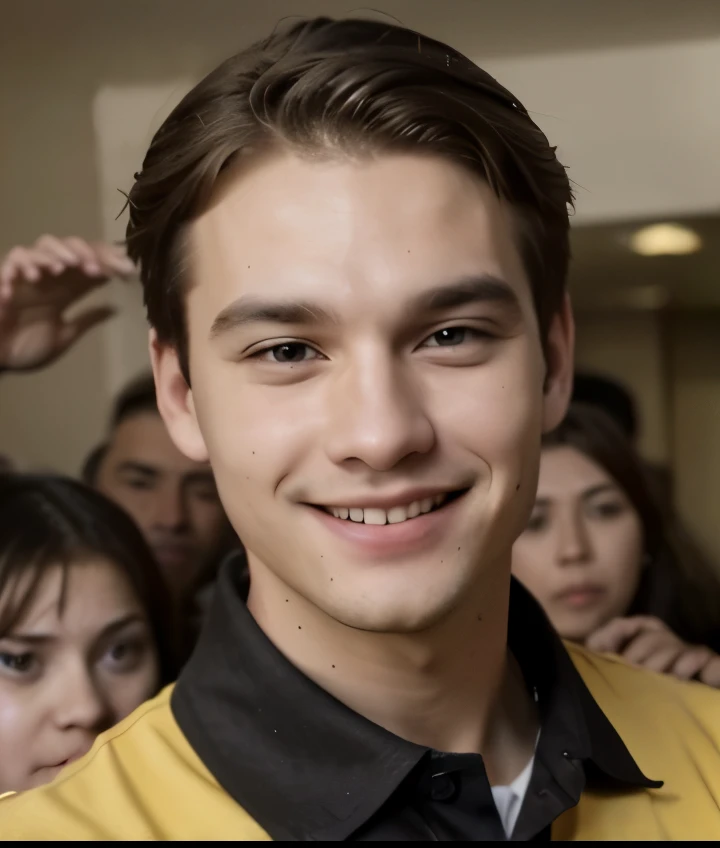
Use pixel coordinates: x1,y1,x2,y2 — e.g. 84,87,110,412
149,330,209,462
542,293,575,433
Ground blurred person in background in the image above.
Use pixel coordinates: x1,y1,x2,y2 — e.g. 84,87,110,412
84,373,235,617
513,403,720,686
4,17,720,840
572,370,673,512
0,235,235,621
0,472,180,795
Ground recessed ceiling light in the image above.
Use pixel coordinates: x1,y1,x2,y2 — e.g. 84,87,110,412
629,223,702,257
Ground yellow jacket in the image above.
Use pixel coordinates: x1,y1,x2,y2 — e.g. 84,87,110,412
2,643,720,840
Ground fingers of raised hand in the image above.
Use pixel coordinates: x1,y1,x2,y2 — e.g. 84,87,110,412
62,237,106,276
586,616,651,654
92,242,136,278
698,656,720,688
0,245,60,288
35,234,83,268
672,647,714,681
622,627,682,666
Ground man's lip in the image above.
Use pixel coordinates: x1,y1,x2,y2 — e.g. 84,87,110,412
305,485,470,511
308,489,467,557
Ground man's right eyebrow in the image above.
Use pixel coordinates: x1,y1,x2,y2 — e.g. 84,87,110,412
209,297,338,340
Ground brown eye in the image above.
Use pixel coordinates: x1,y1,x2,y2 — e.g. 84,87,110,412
423,327,491,348
251,342,323,364
0,651,35,673
103,638,146,672
525,511,548,533
270,343,311,362
588,501,626,520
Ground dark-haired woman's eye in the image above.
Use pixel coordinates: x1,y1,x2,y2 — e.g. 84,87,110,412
525,510,548,533
103,639,146,673
588,500,626,521
0,650,36,675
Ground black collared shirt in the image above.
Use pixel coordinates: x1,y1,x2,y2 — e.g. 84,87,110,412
173,559,659,841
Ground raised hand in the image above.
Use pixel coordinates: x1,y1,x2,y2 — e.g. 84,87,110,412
586,614,720,687
0,235,136,372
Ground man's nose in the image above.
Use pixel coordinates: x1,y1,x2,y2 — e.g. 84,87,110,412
324,351,436,471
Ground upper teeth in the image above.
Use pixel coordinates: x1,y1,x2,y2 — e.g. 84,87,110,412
328,494,447,525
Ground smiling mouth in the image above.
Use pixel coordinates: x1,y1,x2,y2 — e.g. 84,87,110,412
313,489,468,526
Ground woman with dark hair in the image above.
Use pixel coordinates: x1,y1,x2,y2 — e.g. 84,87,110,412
513,403,720,686
0,473,181,794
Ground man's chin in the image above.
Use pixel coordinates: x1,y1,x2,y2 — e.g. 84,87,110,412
321,585,465,636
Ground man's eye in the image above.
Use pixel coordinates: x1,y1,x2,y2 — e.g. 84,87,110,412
422,327,490,347
0,651,36,673
252,342,322,364
125,480,152,491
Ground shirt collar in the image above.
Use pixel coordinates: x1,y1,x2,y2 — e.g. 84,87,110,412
173,556,658,841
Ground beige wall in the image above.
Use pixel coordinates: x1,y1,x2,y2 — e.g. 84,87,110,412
0,28,109,475
485,37,720,224
574,311,669,464
670,314,720,566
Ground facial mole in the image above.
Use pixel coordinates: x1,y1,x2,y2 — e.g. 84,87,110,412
298,626,302,630
516,483,520,491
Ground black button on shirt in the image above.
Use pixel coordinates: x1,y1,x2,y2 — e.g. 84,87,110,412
173,559,660,841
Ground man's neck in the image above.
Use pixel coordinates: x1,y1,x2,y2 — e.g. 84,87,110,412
247,557,538,786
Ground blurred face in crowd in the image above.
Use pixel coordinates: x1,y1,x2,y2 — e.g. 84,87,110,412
96,411,227,602
0,559,159,793
154,151,573,634
512,445,645,642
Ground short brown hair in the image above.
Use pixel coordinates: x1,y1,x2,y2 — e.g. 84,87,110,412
126,17,573,379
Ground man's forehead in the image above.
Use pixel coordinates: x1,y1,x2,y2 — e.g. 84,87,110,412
187,151,532,325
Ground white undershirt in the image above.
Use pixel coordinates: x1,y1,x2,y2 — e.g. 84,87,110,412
490,744,537,837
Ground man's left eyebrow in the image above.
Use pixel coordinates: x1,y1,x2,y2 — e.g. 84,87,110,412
408,274,522,318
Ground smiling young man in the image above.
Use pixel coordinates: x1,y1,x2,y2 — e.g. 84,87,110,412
3,16,720,841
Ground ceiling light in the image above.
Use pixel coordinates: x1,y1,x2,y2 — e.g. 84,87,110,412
629,223,702,257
